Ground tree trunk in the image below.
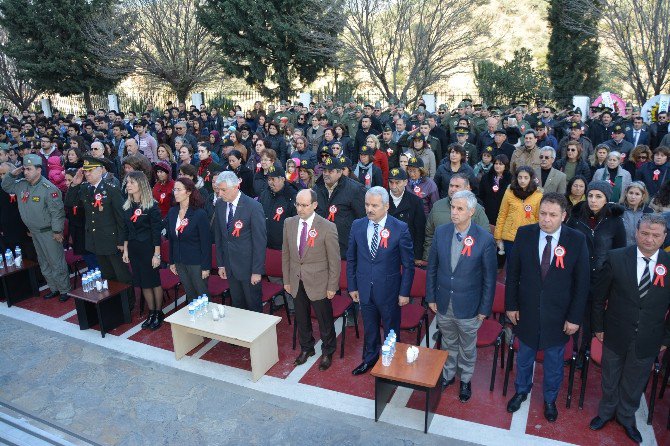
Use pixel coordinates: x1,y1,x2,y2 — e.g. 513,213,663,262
83,89,93,112
176,89,188,105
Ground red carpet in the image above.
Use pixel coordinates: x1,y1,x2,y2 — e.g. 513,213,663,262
15,290,75,318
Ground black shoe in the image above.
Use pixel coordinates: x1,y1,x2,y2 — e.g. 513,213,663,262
43,290,59,300
506,393,528,413
616,420,642,443
318,354,333,371
149,310,163,330
589,416,611,431
543,401,558,422
459,381,472,402
293,350,315,366
58,293,70,302
141,311,156,329
441,376,455,389
352,360,376,375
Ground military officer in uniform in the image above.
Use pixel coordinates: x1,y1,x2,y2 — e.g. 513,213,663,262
1,155,71,301
388,167,425,262
65,156,133,308
454,126,478,167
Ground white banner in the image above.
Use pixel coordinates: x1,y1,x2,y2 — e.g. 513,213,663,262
601,91,614,110
659,94,670,113
40,98,52,118
422,94,436,113
107,94,119,112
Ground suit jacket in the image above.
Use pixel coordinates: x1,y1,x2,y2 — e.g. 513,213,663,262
346,215,415,305
165,206,212,270
282,214,340,301
426,223,497,318
592,246,670,359
505,224,590,350
625,128,650,147
535,167,567,194
389,191,426,260
213,192,266,279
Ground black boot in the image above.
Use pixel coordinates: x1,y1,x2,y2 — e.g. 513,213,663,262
142,311,156,329
150,310,163,330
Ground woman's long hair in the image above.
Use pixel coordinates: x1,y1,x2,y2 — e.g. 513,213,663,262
175,177,204,209
509,165,538,200
123,171,156,211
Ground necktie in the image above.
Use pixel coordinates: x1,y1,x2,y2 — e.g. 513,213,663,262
634,130,639,146
639,257,651,298
227,202,234,231
299,221,308,258
456,232,463,242
541,235,552,279
370,223,379,258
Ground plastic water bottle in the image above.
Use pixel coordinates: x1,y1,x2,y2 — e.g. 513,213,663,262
4,249,13,267
0,256,5,270
381,345,392,366
203,295,209,313
14,246,21,267
94,271,102,290
196,297,203,319
188,303,196,322
82,274,89,292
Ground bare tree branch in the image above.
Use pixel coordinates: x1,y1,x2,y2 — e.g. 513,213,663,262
0,27,41,111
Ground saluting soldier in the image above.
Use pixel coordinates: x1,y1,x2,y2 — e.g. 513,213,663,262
64,156,133,308
1,155,71,301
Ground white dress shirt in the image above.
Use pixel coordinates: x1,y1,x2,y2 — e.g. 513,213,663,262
539,227,562,264
296,212,316,249
636,248,659,284
367,214,388,251
226,192,241,224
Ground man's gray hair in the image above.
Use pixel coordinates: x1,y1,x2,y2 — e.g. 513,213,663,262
452,190,477,210
366,186,389,205
637,213,668,232
540,146,556,158
215,171,241,188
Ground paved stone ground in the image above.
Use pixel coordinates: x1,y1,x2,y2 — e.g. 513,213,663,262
0,315,476,446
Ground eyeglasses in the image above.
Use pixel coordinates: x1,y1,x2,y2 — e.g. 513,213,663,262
295,202,312,208
566,148,577,152
659,116,668,120
438,111,445,114
539,155,553,159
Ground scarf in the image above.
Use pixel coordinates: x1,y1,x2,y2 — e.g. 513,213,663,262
198,157,213,177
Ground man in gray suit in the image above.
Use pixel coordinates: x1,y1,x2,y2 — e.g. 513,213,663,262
214,171,267,312
426,190,497,402
535,147,566,194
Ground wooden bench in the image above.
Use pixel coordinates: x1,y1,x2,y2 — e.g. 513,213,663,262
0,259,39,307
165,305,281,382
71,281,132,338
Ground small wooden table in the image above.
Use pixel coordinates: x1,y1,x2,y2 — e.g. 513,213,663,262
0,260,39,307
165,305,281,382
71,281,132,338
371,342,448,433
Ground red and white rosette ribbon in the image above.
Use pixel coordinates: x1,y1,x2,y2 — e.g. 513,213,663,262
379,228,390,248
387,148,394,157
653,169,660,181
554,245,566,269
307,228,317,247
231,220,243,237
492,185,499,192
73,205,78,215
273,206,283,221
21,191,29,203
327,205,337,221
524,204,532,219
256,162,261,173
160,192,166,204
461,235,474,256
413,185,423,197
654,264,666,287
9,193,16,203
177,218,189,233
94,193,103,208
130,208,142,222
365,173,371,187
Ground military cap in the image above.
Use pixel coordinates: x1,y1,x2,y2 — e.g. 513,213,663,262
632,106,641,112
335,101,343,107
82,156,104,170
626,101,633,108
517,101,528,107
398,102,405,108
348,97,356,103
359,145,375,156
457,101,467,108
18,141,32,151
267,165,286,178
438,104,448,111
455,126,470,134
473,104,483,110
412,132,425,142
569,122,583,130
535,121,547,129
573,107,583,115
482,146,494,156
355,106,363,112
325,96,333,101
22,154,42,167
280,100,289,106
322,156,343,170
490,109,502,115
299,158,315,170
319,145,333,155
462,98,473,104
416,106,426,114
493,128,506,135
382,124,393,132
388,98,396,105
364,102,372,108
24,129,35,137
374,101,382,109
612,124,625,133
340,157,352,169
407,156,424,169
388,167,408,180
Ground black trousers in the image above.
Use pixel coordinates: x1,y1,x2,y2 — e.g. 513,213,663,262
96,252,132,284
228,275,262,312
598,341,656,427
294,281,336,356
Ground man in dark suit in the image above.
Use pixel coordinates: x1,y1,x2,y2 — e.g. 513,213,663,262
625,117,650,148
589,214,670,443
505,192,590,422
388,167,425,262
426,190,497,402
347,186,415,375
282,189,341,371
214,171,267,312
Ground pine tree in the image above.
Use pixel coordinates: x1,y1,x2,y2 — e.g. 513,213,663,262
547,0,601,106
198,0,343,101
0,0,125,110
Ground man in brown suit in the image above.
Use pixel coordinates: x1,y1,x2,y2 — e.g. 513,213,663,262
282,189,341,370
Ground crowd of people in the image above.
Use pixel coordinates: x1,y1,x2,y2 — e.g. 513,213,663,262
0,97,669,444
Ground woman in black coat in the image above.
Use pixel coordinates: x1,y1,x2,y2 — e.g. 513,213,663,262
226,149,255,197
122,171,163,330
565,180,626,355
478,154,511,224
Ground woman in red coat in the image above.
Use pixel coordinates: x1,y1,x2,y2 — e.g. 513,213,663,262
152,161,174,218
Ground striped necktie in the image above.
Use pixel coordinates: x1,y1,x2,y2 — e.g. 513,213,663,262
639,257,651,298
370,223,379,259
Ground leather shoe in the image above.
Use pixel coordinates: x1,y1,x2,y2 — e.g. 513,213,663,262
58,293,70,302
43,290,59,300
141,311,156,329
459,381,472,402
617,420,642,443
589,416,611,431
506,393,528,413
441,376,455,389
352,360,376,375
149,310,163,330
293,350,315,366
318,354,332,371
544,401,558,422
